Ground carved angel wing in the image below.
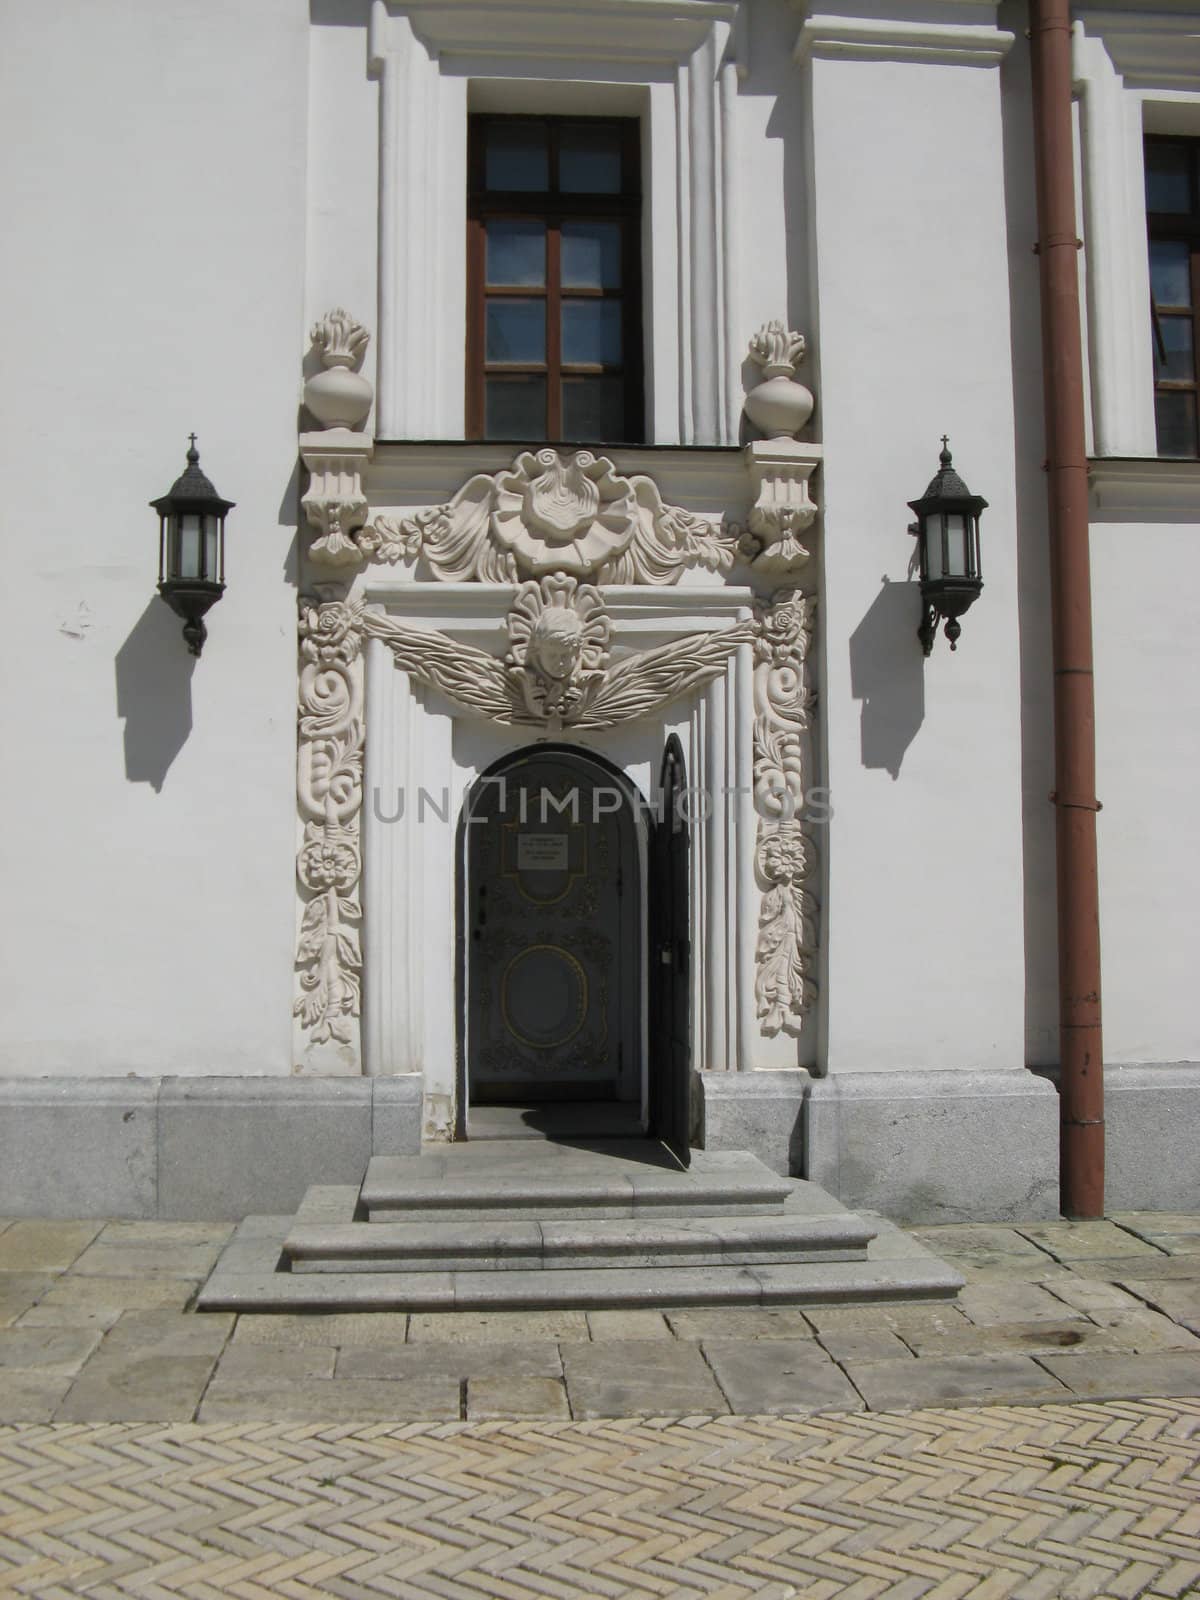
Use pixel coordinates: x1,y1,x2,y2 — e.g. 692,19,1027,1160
361,613,518,723
571,620,753,729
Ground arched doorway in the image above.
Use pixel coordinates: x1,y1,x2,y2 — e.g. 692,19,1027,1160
459,744,647,1134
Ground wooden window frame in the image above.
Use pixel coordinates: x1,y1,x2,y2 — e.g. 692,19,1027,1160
1147,134,1200,459
467,114,645,445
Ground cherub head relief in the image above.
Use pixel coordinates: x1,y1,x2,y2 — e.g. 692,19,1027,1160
506,576,611,723
529,606,586,683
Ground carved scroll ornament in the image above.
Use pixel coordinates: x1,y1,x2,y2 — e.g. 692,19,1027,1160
355,448,739,586
752,588,818,1036
294,596,364,1046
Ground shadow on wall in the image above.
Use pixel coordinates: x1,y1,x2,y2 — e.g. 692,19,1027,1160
114,599,194,791
849,577,925,778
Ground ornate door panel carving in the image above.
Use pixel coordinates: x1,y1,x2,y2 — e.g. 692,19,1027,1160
466,749,640,1103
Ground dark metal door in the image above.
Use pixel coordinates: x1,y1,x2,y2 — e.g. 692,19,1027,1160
651,736,691,1166
466,748,639,1106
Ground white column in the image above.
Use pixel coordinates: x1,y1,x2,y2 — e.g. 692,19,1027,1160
368,3,441,439
704,673,728,1072
1072,24,1158,457
733,636,757,1071
363,637,401,1075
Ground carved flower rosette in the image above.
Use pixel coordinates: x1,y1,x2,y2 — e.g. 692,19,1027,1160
492,450,639,577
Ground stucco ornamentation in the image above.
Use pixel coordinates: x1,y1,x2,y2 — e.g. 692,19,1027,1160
305,309,373,431
361,600,751,733
358,449,738,585
744,320,814,440
505,576,611,722
752,588,818,1035
295,595,365,1045
301,438,373,567
743,441,821,580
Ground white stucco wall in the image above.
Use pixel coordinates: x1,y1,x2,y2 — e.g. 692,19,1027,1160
0,0,309,1075
1092,509,1200,1066
805,38,1027,1074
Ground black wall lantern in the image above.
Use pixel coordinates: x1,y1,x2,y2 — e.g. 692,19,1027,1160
152,435,234,657
907,437,986,655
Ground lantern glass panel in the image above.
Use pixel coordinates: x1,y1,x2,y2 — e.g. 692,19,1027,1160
923,514,944,581
205,518,220,581
944,513,968,577
176,514,203,579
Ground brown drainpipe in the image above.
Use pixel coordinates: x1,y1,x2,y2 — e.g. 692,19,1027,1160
1029,0,1105,1218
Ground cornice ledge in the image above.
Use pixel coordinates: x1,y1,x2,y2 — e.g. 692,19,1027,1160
795,14,1014,67
1088,456,1200,518
375,0,744,69
1075,8,1200,92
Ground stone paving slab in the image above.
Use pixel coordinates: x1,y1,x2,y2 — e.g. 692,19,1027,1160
466,1376,569,1419
0,1327,101,1375
3,1400,1195,1599
3,1213,1200,1430
585,1309,672,1339
0,1369,74,1423
1111,1211,1200,1236
215,1342,338,1383
1036,1350,1200,1399
0,1275,56,1328
0,1219,103,1272
847,1353,1072,1410
815,1327,916,1363
903,1309,1200,1360
1016,1219,1166,1259
55,1353,223,1423
1088,1255,1200,1281
197,1375,462,1422
560,1338,729,1418
69,1239,226,1279
957,1281,1090,1325
933,1251,1074,1284
335,1339,563,1380
409,1309,590,1343
1132,1281,1200,1332
25,1274,200,1318
664,1306,817,1341
702,1337,864,1415
96,1221,234,1246
233,1311,411,1346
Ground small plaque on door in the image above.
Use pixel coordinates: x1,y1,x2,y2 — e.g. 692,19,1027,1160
517,833,569,871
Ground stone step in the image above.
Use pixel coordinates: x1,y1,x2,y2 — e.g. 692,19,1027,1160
283,1211,877,1274
360,1146,794,1222
197,1255,964,1314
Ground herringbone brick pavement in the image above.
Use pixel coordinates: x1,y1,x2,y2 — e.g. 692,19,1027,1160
1,1399,1198,1599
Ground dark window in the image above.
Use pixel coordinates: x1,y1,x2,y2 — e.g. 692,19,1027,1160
467,115,644,444
1147,136,1200,458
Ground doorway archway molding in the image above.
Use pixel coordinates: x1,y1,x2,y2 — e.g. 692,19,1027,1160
356,578,759,1139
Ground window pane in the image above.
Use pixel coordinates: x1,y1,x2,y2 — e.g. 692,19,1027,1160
1155,390,1198,457
562,300,622,365
562,221,622,288
485,123,549,191
1150,239,1193,308
1146,143,1193,214
562,376,626,441
487,220,546,286
1154,314,1195,382
559,123,622,193
486,299,545,363
486,376,547,440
